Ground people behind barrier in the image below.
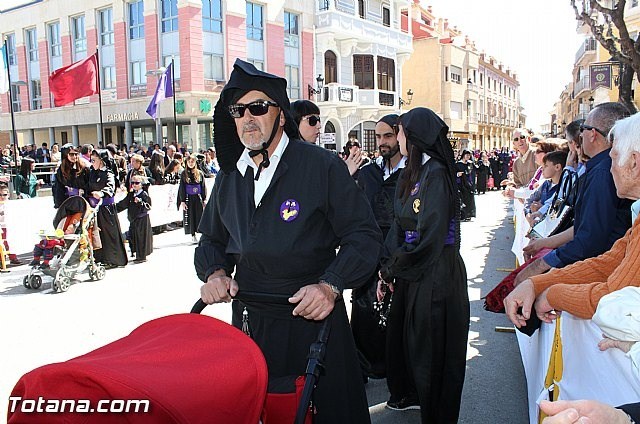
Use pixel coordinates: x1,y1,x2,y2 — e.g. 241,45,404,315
513,103,633,286
506,108,639,326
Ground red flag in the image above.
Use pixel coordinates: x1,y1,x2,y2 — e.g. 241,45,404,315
49,54,99,107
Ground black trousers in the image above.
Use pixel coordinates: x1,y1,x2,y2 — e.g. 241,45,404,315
386,247,470,424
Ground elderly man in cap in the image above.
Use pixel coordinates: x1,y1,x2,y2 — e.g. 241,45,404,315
195,60,381,422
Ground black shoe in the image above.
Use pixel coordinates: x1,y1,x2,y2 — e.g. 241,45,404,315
386,397,420,411
29,260,40,267
133,258,147,264
10,258,23,265
39,263,50,269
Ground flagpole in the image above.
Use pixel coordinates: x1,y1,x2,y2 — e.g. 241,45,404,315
95,47,104,147
4,38,18,173
171,56,177,145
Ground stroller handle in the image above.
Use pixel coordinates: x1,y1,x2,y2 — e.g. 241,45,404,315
191,291,293,313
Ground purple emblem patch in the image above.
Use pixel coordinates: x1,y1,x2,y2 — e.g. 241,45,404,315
280,199,300,222
411,182,420,196
404,230,419,243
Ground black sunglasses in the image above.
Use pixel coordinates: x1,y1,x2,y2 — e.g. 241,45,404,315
302,115,321,126
228,100,278,118
579,124,608,138
131,181,142,185
513,135,526,142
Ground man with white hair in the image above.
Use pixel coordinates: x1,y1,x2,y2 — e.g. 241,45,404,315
505,111,640,326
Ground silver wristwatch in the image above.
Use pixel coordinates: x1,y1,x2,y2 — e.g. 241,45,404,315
320,280,342,300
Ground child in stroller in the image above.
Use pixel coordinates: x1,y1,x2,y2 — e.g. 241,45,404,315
23,196,106,292
29,228,74,269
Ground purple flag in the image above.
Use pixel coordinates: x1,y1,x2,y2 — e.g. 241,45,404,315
146,62,174,119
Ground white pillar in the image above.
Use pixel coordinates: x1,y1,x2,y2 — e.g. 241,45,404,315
125,121,133,147
72,125,79,147
190,116,200,152
48,127,56,146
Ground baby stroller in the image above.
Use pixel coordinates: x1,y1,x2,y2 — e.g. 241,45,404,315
8,292,330,424
23,196,106,293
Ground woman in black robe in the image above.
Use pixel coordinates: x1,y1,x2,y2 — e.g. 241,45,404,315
378,107,469,424
456,150,476,220
475,151,491,194
116,176,153,263
53,144,89,208
87,149,128,268
178,155,206,242
489,150,501,189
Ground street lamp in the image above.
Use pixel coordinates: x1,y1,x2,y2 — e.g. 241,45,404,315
399,88,414,107
588,95,594,110
308,74,324,100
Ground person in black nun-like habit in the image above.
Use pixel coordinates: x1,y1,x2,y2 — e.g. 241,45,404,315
86,149,128,269
377,107,470,424
195,59,382,424
116,174,153,263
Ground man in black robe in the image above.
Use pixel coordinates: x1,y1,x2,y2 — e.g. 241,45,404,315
195,59,381,423
351,114,407,381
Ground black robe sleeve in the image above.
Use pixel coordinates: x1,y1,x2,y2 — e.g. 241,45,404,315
53,168,66,209
199,172,207,203
176,177,186,209
194,173,236,282
318,156,382,290
100,171,116,197
382,162,453,282
115,192,131,213
139,191,152,210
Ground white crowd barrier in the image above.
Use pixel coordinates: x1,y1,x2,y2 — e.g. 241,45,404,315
511,187,532,266
517,313,640,424
3,178,215,256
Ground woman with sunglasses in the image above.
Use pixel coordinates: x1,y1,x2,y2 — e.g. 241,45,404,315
52,144,89,209
378,107,468,424
87,149,128,268
178,155,206,243
116,175,153,263
291,100,321,143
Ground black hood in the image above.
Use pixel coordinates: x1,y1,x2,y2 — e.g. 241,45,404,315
400,107,457,197
214,59,300,173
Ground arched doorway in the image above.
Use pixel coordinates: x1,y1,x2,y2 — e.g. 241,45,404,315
322,121,337,151
324,51,337,84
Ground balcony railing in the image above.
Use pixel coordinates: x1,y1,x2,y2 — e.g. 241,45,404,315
573,77,590,96
321,83,359,104
575,38,597,63
316,8,412,53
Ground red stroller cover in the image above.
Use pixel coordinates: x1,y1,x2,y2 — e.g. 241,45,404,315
8,314,268,424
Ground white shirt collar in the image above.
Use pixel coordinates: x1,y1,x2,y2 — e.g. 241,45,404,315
421,152,431,165
375,155,407,180
236,132,290,177
632,198,640,223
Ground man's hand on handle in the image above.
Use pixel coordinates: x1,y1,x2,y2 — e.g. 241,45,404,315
201,270,238,304
289,283,338,321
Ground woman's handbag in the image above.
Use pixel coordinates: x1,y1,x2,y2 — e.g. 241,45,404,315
529,169,576,239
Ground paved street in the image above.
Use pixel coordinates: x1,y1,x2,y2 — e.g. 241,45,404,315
0,191,527,423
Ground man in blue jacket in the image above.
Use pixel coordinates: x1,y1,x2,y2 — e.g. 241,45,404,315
515,102,632,283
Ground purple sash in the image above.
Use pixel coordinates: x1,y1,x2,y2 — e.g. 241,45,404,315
445,218,456,246
186,183,201,196
65,187,80,196
88,196,114,208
